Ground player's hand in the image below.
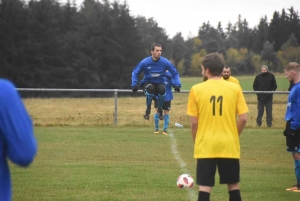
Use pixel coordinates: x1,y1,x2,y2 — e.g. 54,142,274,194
132,85,139,92
174,87,180,92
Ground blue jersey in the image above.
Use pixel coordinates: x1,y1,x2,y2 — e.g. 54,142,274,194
285,82,300,130
131,56,181,88
0,79,37,201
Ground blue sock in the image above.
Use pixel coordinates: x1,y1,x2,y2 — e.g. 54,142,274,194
163,114,169,131
145,92,153,111
154,113,159,130
157,93,165,110
295,160,300,187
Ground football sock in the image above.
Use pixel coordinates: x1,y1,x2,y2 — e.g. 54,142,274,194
145,92,153,112
154,113,159,130
163,114,169,131
228,189,241,201
198,191,210,201
295,160,300,187
157,93,165,110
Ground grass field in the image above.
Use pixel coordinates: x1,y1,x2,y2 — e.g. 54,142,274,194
10,126,300,201
180,74,289,91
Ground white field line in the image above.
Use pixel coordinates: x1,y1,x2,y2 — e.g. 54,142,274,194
168,129,197,201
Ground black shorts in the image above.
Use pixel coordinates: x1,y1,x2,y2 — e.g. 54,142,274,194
286,137,300,152
284,121,300,152
154,99,171,111
196,158,240,186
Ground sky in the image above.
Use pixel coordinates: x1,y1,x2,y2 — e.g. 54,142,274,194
59,0,300,39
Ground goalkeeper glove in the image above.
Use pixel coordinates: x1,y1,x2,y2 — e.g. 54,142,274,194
174,87,180,92
132,85,139,92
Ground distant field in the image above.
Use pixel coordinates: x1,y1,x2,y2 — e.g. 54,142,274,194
180,74,289,91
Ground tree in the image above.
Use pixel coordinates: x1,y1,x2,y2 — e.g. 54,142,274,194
252,16,269,54
261,41,278,70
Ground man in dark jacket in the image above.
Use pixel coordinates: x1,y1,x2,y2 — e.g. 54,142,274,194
253,65,277,127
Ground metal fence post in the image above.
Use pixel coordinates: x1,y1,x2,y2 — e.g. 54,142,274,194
114,89,118,126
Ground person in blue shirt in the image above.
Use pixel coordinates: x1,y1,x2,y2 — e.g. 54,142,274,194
0,79,37,201
283,62,300,192
131,44,181,120
153,70,180,135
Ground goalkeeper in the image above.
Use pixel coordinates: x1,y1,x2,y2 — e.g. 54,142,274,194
131,44,181,120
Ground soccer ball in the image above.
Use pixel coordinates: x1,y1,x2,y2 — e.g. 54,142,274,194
176,174,194,189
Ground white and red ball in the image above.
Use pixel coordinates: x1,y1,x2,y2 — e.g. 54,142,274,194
176,174,194,189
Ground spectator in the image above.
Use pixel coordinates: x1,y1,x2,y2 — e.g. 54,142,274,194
187,52,248,201
131,44,181,120
253,65,277,127
283,62,300,192
0,79,37,201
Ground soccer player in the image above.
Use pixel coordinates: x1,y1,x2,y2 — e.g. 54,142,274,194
283,62,300,192
0,79,37,201
187,53,248,201
131,44,181,120
153,70,180,135
222,66,241,86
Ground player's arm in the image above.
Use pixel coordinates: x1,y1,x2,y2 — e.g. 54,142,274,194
131,62,143,88
0,80,37,167
166,61,181,88
291,97,300,130
237,113,247,135
190,116,198,143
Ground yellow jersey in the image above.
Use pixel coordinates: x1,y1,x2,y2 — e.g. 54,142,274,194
187,79,248,159
222,76,240,86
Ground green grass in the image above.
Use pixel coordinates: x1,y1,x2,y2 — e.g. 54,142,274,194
180,74,290,91
10,126,300,201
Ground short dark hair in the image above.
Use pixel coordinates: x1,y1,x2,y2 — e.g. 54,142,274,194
284,62,300,72
151,43,162,51
202,52,224,76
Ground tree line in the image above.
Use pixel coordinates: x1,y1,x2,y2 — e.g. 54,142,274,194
0,0,299,88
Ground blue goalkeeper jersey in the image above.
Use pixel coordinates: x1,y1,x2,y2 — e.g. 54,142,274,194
285,82,300,130
0,79,37,201
131,56,181,88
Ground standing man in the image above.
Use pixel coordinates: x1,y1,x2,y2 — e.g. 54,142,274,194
283,62,300,192
222,66,241,86
253,65,277,127
153,70,180,135
131,44,181,120
187,53,248,201
0,79,37,201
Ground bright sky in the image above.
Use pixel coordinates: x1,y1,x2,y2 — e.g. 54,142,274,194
59,0,299,39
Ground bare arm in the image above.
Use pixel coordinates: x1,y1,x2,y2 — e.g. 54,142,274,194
190,116,198,143
237,113,247,135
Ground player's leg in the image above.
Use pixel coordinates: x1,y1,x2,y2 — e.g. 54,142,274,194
218,158,241,201
162,100,171,135
196,159,215,201
292,152,300,192
256,100,264,126
143,83,155,120
153,98,159,134
156,84,166,120
285,127,300,191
